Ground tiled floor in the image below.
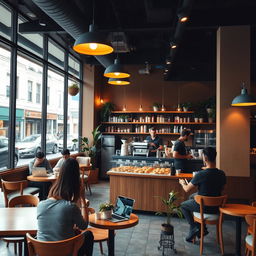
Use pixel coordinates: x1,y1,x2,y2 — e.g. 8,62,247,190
0,181,245,255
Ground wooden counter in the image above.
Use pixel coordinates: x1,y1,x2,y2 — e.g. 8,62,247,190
108,171,195,212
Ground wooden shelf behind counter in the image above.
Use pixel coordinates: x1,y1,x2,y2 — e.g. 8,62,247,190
107,171,195,212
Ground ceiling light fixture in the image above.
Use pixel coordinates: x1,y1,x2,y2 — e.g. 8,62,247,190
73,0,113,55
170,42,177,49
108,77,130,85
178,12,189,23
231,83,256,106
73,24,113,55
104,58,130,78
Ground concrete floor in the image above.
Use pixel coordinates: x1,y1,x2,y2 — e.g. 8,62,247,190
0,181,245,255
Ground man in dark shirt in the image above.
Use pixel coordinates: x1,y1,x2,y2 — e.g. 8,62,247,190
179,147,226,242
173,129,193,171
145,126,163,157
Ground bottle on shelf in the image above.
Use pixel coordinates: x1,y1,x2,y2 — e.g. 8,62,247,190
171,162,176,176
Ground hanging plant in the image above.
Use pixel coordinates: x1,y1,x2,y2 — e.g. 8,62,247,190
68,83,79,96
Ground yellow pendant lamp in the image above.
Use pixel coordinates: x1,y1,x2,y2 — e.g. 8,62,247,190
73,24,113,55
108,77,130,85
104,58,130,78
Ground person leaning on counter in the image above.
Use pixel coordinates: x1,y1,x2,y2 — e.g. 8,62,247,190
173,129,193,172
145,126,163,157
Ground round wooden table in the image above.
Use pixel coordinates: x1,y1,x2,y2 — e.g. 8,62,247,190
219,204,256,256
27,175,57,183
89,213,139,256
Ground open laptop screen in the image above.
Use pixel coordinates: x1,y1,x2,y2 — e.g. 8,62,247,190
113,196,135,218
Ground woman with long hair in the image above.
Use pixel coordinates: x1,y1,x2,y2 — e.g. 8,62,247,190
37,158,94,256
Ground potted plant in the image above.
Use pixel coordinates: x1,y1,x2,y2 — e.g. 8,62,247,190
99,202,114,219
156,191,183,235
182,102,191,112
205,97,216,114
101,102,115,122
152,103,161,111
68,83,79,96
208,108,216,123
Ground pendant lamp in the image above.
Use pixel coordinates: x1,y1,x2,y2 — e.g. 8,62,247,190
108,77,130,85
73,24,113,55
104,58,130,78
231,83,256,106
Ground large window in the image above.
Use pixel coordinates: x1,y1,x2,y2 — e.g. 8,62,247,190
0,2,11,40
0,46,11,171
0,0,82,171
47,69,64,160
15,54,43,167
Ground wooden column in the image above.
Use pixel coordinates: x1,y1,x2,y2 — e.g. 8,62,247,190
216,26,250,177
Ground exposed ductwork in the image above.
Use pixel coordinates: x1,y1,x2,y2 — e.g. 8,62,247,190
31,0,114,67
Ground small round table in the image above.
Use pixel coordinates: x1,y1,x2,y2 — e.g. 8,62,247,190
219,204,256,256
27,175,57,183
89,213,139,256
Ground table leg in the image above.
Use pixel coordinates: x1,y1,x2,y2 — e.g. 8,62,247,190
108,229,115,256
235,217,242,256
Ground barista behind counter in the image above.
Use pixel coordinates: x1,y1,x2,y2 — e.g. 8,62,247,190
172,129,193,172
145,126,163,157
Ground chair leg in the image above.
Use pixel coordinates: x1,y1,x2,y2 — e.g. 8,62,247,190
88,184,92,195
99,241,104,255
219,213,225,255
6,241,9,248
216,223,220,244
18,242,22,256
14,242,17,254
200,223,204,256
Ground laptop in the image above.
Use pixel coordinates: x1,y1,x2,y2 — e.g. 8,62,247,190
32,167,48,177
108,196,135,223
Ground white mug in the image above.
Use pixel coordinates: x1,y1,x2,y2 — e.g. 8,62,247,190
176,169,181,175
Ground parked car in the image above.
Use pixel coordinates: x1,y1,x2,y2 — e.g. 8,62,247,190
0,136,19,170
58,135,78,151
16,134,58,158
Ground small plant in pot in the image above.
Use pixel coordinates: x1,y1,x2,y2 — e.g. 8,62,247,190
68,83,79,96
152,103,161,111
182,102,191,112
156,191,183,235
99,202,114,219
208,108,216,123
101,102,115,122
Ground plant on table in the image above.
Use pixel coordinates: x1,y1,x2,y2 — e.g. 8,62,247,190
156,191,183,235
99,202,115,219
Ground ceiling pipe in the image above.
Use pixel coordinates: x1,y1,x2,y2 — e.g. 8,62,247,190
31,0,114,67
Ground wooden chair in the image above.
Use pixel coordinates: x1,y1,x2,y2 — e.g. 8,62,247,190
193,194,227,256
1,179,40,207
245,215,256,256
248,202,256,235
26,232,84,256
3,195,39,256
80,197,110,255
80,166,92,196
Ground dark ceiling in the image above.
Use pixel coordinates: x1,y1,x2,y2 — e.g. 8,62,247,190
6,0,256,81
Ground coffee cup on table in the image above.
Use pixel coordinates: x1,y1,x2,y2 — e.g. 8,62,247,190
95,212,102,220
176,169,181,175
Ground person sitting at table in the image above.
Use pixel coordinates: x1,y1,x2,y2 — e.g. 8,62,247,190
37,158,94,256
178,147,226,242
28,151,53,200
53,149,70,171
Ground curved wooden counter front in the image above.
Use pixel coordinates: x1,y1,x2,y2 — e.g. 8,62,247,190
108,171,195,212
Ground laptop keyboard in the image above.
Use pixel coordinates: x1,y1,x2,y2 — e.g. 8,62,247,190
112,214,125,220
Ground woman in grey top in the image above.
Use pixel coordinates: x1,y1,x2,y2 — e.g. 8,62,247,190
37,158,94,256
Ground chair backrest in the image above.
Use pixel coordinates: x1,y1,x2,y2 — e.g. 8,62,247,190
76,156,91,165
26,232,84,256
9,195,39,207
1,179,28,207
194,195,227,213
252,201,256,207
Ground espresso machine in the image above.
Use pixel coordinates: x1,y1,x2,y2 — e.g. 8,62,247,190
132,142,149,156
